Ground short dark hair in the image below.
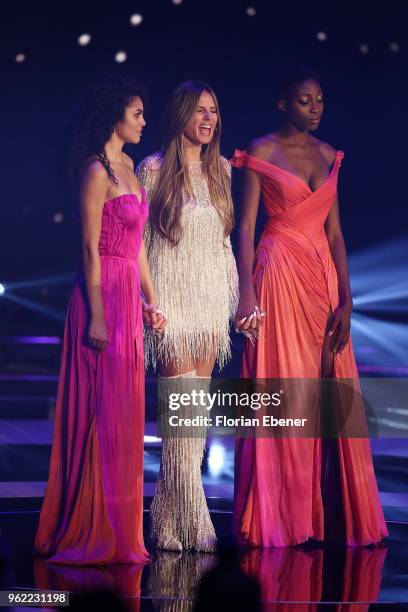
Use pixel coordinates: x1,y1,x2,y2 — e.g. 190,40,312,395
276,65,321,100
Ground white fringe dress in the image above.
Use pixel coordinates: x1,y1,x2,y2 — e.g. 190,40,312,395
136,154,238,550
136,155,238,369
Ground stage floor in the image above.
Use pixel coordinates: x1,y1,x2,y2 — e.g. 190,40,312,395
0,344,407,608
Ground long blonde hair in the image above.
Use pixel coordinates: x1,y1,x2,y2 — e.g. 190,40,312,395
150,80,234,245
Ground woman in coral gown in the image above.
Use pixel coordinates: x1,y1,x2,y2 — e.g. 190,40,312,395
232,66,388,547
34,76,166,565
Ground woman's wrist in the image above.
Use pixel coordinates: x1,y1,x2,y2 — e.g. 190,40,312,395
90,311,105,322
239,283,256,298
340,296,353,310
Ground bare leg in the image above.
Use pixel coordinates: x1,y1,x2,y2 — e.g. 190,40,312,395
321,313,335,379
320,311,346,543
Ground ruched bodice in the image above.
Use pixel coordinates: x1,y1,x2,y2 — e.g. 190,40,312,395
232,149,344,315
99,192,148,259
231,149,343,221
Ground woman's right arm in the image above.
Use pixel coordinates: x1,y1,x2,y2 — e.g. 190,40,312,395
80,161,109,350
235,161,263,331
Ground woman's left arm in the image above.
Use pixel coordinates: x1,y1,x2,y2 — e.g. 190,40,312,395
224,235,239,321
324,196,353,354
138,240,166,330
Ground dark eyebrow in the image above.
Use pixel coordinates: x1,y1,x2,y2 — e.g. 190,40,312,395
197,106,217,111
298,92,323,97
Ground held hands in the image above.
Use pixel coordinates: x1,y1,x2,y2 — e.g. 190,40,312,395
234,290,266,339
89,316,109,351
142,302,167,331
328,301,352,355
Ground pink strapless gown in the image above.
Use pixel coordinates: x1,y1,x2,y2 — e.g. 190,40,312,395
231,150,388,547
34,192,149,565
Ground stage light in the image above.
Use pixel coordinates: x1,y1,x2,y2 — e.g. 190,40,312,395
2,294,65,322
208,442,226,477
4,272,74,292
0,284,5,295
350,236,408,309
15,53,26,63
172,0,183,5
359,44,369,55
115,51,127,63
351,313,408,369
144,435,161,443
130,13,143,26
316,31,328,42
389,41,400,53
347,237,408,372
246,6,256,16
78,34,91,46
53,212,64,224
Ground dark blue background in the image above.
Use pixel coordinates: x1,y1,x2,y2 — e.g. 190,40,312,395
1,0,407,297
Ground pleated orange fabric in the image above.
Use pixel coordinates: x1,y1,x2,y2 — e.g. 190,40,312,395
232,150,388,547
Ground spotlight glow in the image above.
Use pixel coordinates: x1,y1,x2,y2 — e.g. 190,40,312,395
130,13,143,26
389,41,400,53
78,34,91,46
2,294,65,322
347,237,408,371
316,31,328,42
208,442,226,477
352,313,408,369
350,236,408,308
53,212,64,224
115,51,127,63
359,44,369,55
246,6,256,16
0,283,5,295
4,272,74,292
144,435,161,443
15,53,26,63
172,0,183,4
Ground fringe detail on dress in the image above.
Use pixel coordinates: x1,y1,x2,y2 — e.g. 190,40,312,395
136,154,239,372
150,372,217,551
144,328,232,371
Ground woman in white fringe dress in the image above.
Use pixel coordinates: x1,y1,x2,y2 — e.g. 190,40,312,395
136,80,238,552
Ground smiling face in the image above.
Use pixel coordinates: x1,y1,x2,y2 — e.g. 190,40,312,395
115,96,146,144
278,79,324,132
183,90,219,146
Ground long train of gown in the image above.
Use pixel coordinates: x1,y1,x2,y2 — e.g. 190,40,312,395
231,150,388,547
34,192,149,565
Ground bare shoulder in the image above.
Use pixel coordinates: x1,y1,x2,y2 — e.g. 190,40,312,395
122,151,135,171
137,152,162,173
82,158,109,188
220,155,231,172
315,140,337,166
247,134,278,160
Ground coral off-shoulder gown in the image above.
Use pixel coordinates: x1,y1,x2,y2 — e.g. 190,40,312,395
231,150,388,547
34,192,149,565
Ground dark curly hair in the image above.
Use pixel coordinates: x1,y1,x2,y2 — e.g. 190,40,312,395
69,75,146,185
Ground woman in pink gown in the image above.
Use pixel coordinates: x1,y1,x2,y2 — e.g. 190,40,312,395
34,76,166,565
232,66,388,547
